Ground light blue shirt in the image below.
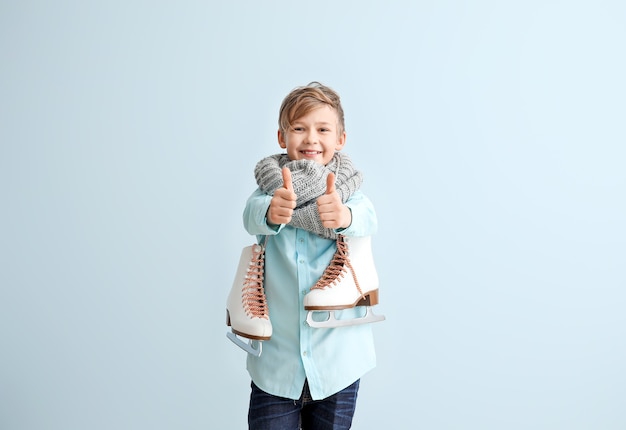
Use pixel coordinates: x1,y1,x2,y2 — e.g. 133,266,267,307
243,188,378,400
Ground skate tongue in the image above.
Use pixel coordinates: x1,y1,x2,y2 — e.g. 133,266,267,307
242,245,269,319
311,236,350,291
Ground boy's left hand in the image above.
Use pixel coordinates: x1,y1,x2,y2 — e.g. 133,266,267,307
317,173,352,229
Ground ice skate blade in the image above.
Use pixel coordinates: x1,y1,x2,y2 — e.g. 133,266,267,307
306,307,386,328
226,332,263,356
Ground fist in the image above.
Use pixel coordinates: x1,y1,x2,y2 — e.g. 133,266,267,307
317,172,352,229
267,167,297,225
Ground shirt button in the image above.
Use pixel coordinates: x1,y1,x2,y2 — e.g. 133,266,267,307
299,238,304,243
302,351,307,357
299,259,305,264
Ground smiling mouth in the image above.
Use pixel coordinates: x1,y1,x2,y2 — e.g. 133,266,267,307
300,150,321,155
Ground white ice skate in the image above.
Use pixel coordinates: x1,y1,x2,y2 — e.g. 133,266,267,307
226,243,271,356
304,235,385,328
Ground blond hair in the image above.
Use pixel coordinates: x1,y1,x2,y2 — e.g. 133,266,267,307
278,82,345,135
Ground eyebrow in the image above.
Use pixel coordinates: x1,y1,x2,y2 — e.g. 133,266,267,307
292,121,334,126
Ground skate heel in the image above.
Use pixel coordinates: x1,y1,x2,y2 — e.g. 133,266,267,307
356,289,379,307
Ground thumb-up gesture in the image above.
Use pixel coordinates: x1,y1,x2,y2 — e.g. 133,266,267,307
317,172,352,229
267,167,297,225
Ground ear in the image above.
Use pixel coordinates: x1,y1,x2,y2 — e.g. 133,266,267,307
277,129,287,148
335,131,347,151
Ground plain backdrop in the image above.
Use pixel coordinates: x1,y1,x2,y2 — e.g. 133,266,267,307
1,1,625,429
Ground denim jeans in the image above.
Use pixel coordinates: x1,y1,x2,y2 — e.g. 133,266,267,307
248,379,360,430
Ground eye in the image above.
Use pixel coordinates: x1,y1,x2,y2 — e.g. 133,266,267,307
320,128,330,133
292,127,305,132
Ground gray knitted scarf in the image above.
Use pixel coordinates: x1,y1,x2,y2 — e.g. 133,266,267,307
254,153,363,239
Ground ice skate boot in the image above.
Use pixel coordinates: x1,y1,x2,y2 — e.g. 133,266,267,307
226,243,271,356
304,235,385,328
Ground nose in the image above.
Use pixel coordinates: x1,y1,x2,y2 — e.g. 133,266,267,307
305,129,318,144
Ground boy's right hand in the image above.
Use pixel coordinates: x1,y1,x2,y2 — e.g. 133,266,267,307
267,167,296,225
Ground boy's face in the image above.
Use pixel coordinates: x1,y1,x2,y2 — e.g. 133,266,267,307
278,105,346,165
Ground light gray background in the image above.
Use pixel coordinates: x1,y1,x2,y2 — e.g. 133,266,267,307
1,1,624,429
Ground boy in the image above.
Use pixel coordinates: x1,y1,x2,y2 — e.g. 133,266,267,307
243,82,379,430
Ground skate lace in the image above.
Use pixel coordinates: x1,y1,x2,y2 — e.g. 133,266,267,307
242,244,269,319
310,235,364,299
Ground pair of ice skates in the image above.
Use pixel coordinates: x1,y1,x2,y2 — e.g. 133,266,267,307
226,235,385,356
